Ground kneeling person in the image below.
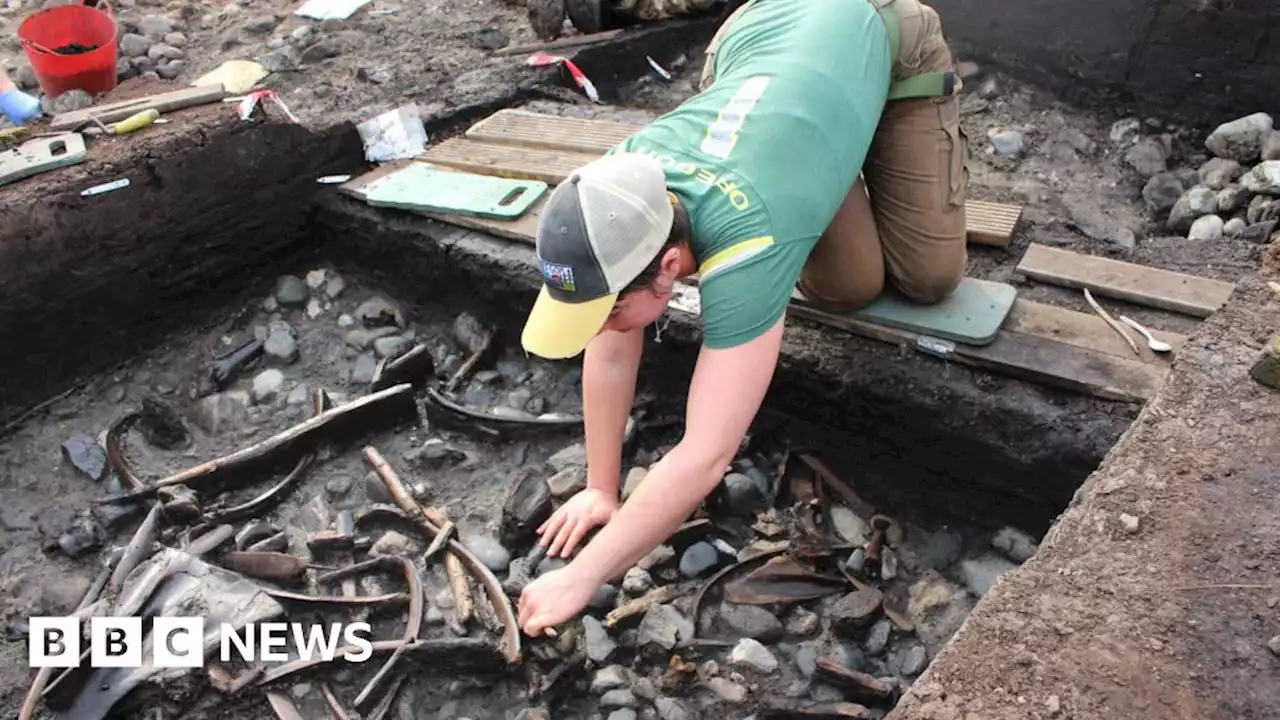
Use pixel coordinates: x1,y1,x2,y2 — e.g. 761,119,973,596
515,0,968,636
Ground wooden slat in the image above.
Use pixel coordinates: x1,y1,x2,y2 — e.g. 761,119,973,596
490,29,626,57
788,301,1167,403
466,109,640,153
1004,299,1187,360
49,85,227,131
421,138,598,186
1016,243,1235,318
966,200,1022,247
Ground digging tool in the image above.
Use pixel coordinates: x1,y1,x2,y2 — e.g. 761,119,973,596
1119,315,1173,353
107,108,160,135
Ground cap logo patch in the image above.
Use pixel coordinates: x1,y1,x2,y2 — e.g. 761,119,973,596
540,261,576,292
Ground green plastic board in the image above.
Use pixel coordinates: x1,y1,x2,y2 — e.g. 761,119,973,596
0,133,86,187
362,162,547,219
793,277,1017,346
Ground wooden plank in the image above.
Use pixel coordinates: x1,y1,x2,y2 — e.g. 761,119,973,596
421,138,598,186
466,109,639,153
1004,299,1187,360
490,29,626,57
788,302,1167,403
1016,243,1235,318
50,85,228,131
966,200,1022,247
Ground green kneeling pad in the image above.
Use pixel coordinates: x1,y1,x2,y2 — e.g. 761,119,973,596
362,163,547,219
793,277,1017,346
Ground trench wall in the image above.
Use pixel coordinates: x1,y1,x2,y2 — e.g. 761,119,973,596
0,113,365,426
930,0,1280,126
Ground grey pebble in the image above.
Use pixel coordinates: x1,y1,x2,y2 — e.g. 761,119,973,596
600,689,638,709
591,665,630,693
990,130,1023,156
325,475,353,496
252,369,284,403
795,643,818,677
274,275,309,307
351,353,378,385
583,615,617,663
589,584,618,610
462,535,511,573
898,643,927,676
244,15,279,34
679,542,719,578
864,618,891,655
62,431,108,482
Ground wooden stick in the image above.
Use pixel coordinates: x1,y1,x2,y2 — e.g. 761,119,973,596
1083,288,1142,358
603,583,685,628
444,548,474,629
319,683,352,720
492,29,625,57
445,330,492,395
423,520,455,562
361,446,521,663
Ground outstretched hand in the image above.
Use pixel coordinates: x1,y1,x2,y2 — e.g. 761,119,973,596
518,565,600,636
536,487,617,558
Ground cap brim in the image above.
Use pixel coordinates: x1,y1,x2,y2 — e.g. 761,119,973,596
521,285,617,359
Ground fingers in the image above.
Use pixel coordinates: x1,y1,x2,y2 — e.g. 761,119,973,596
538,506,570,542
524,611,556,637
546,516,579,558
518,583,554,637
559,518,593,558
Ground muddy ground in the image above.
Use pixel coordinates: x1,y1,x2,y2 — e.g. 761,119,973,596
0,264,1042,719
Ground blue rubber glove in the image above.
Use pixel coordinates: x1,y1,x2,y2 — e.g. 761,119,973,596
0,88,42,125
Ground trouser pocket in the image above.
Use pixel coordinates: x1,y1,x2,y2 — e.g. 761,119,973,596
937,95,968,209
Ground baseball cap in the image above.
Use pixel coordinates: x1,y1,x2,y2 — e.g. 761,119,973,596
521,153,674,359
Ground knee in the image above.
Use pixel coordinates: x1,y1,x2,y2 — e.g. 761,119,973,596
893,261,964,305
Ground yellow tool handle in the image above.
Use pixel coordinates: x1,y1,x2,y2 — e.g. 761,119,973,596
110,108,161,134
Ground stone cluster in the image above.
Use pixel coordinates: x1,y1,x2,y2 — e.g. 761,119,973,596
1140,112,1280,243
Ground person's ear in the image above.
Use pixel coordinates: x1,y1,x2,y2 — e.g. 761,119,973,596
655,247,683,292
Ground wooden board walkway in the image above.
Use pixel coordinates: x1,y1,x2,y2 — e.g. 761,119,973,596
1016,243,1236,318
340,162,1178,403
423,109,1024,247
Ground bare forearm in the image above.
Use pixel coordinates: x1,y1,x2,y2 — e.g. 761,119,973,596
581,329,643,495
0,70,15,93
569,440,722,583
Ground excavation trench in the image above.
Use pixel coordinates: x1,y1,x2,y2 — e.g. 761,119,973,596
0,98,1132,719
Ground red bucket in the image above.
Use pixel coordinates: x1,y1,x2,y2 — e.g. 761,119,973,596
18,1,119,97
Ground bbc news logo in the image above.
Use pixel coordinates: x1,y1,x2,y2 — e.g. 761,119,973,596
29,617,374,668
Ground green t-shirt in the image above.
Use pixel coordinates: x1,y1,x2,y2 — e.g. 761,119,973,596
612,0,891,348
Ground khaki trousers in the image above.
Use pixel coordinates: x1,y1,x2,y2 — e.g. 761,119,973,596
700,0,970,310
